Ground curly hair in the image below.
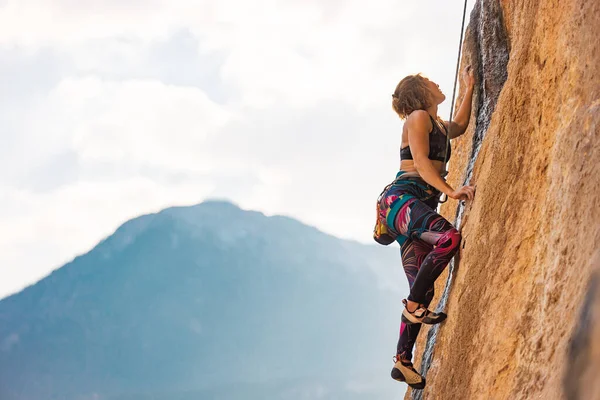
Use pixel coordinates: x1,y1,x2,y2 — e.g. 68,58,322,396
391,73,432,120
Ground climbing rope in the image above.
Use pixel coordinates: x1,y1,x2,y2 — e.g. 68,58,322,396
439,0,470,203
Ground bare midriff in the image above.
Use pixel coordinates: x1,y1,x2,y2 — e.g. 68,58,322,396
399,159,446,175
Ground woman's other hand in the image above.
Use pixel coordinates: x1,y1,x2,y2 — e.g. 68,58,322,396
463,66,475,90
449,185,475,201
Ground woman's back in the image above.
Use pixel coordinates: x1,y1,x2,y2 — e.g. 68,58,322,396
400,112,450,174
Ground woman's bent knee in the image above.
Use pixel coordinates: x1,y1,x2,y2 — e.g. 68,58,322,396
437,228,461,254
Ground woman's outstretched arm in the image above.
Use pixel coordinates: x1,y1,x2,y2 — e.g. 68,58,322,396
446,67,475,139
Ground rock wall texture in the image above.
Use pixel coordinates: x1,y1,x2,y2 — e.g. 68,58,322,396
406,0,600,399
564,252,600,400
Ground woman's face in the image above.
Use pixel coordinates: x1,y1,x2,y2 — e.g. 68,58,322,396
424,77,446,105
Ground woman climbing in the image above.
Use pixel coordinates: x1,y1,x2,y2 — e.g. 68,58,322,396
375,67,475,389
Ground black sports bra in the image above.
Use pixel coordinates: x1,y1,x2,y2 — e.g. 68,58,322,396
400,114,451,162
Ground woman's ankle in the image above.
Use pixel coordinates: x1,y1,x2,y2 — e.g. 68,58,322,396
396,352,412,363
406,299,420,313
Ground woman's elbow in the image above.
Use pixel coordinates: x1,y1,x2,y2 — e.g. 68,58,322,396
413,156,429,171
451,121,468,138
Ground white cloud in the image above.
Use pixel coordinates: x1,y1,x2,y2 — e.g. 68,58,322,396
1,0,470,109
0,0,177,47
58,77,232,170
3,76,233,185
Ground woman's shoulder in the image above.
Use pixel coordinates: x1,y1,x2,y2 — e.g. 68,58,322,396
406,110,433,131
407,109,430,121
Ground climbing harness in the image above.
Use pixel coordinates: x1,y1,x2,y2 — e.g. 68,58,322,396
439,0,470,204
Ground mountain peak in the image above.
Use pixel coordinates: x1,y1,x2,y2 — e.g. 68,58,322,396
0,198,400,400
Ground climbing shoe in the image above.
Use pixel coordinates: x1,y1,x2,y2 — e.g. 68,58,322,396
401,299,447,325
391,354,426,389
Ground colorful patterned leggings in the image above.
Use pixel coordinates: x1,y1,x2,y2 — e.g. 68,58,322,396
393,197,461,359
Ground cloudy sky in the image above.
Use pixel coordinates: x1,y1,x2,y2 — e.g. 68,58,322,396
1,0,476,298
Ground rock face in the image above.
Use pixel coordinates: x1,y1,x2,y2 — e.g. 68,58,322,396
564,253,600,400
407,0,600,399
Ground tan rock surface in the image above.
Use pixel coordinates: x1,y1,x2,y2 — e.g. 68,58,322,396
406,0,600,399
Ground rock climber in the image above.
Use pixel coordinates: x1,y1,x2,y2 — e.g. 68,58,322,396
375,67,475,389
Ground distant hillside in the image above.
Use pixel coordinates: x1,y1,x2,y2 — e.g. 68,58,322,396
0,200,407,400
